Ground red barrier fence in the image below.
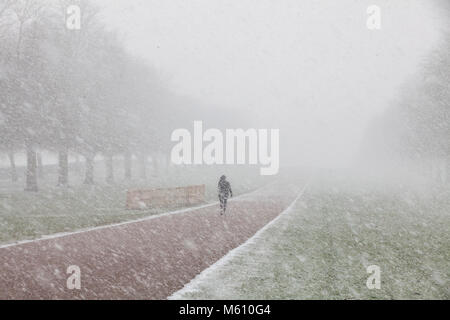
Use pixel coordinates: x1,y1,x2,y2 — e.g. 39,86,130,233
126,185,206,209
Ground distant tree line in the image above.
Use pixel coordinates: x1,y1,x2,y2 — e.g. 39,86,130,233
360,26,450,182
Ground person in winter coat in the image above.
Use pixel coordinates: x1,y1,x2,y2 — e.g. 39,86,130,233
218,175,233,215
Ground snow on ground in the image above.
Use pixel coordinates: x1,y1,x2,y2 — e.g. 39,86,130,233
171,176,449,300
0,163,270,245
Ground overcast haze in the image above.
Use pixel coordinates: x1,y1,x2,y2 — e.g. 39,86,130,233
1,0,450,301
94,0,445,167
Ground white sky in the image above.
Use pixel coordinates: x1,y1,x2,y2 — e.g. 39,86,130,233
93,0,446,168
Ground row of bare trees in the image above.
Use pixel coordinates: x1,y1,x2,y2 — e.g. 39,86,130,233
360,26,450,182
0,0,189,191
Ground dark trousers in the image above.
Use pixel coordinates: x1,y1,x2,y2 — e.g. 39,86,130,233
219,194,228,212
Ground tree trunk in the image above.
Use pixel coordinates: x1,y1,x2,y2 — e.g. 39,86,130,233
152,153,158,176
164,153,170,174
84,154,94,185
25,144,38,192
105,154,114,184
139,153,147,180
446,160,450,185
8,151,18,183
124,152,132,180
58,149,69,186
37,152,43,178
442,161,447,184
428,159,434,181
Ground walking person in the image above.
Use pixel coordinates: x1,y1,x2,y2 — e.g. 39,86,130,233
218,175,233,215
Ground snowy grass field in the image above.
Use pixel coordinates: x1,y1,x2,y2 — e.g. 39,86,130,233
173,175,449,300
0,160,269,245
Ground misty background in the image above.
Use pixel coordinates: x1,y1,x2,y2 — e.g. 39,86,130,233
0,0,449,300
95,0,448,167
0,0,449,188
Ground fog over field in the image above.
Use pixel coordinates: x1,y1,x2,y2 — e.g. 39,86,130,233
94,0,447,168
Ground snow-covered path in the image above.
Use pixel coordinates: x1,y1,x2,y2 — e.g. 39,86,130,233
172,181,449,300
0,181,302,299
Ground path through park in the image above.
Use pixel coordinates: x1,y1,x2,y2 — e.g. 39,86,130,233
0,181,302,299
